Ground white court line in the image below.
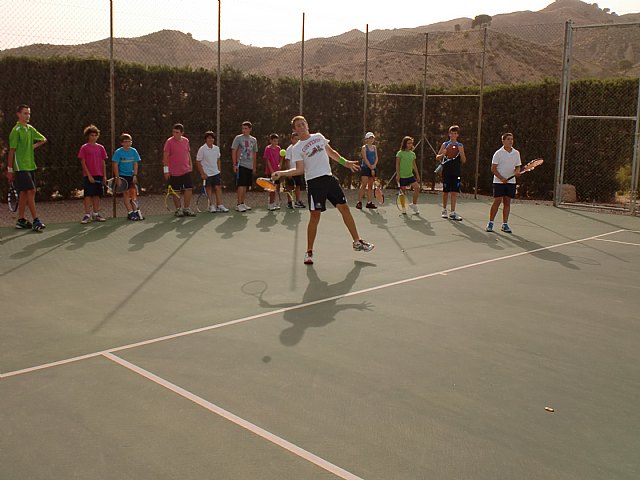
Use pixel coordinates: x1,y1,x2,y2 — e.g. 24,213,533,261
0,228,626,379
103,353,364,480
593,238,640,247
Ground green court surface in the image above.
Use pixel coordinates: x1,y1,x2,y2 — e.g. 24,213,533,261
1,197,639,479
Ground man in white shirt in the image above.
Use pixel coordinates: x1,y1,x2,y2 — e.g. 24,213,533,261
195,131,228,213
272,116,374,265
487,132,521,233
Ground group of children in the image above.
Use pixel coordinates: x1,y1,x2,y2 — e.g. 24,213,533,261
5,105,522,263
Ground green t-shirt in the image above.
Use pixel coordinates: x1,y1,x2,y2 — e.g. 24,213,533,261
396,150,416,179
9,122,45,171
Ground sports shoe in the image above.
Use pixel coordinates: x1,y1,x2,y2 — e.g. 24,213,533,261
93,212,106,222
501,223,512,233
294,201,306,209
353,239,374,252
304,250,314,265
175,207,185,217
81,213,91,224
486,221,494,232
235,204,247,212
242,203,252,211
207,204,217,213
287,201,293,209
183,207,196,217
409,203,419,214
366,202,377,209
268,203,278,211
441,209,448,218
127,212,139,221
449,211,462,221
16,218,33,229
356,201,362,209
216,205,229,213
32,218,45,232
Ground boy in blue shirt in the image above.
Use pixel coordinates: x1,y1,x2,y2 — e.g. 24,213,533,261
112,133,142,220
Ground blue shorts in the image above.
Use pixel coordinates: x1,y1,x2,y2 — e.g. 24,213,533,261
399,176,416,187
493,183,516,198
83,176,104,197
442,174,461,193
360,165,374,177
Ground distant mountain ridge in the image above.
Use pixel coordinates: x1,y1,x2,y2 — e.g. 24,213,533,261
1,0,638,87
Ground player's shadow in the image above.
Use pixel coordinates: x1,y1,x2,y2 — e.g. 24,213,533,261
449,220,504,251
66,220,128,251
128,216,187,251
214,214,249,239
280,209,304,231
402,214,434,236
500,233,580,270
243,261,376,347
362,208,388,229
256,211,279,232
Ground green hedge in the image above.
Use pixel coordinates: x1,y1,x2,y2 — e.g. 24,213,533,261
1,56,637,202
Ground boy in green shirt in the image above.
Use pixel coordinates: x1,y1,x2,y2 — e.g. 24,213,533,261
6,104,47,231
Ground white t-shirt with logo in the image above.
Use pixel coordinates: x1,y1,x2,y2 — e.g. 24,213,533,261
291,133,332,181
491,146,521,184
196,144,221,177
285,142,302,174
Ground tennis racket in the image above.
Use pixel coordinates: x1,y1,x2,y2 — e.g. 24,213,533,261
373,179,384,205
106,176,129,194
8,183,18,212
280,177,296,205
434,143,460,173
132,182,143,220
507,158,544,181
256,177,277,192
165,183,182,211
196,179,210,213
396,188,407,214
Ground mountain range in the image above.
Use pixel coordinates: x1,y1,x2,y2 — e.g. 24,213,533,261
1,0,638,87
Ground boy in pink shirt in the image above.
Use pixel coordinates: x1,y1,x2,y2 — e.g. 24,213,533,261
78,124,108,223
263,133,282,210
163,123,195,216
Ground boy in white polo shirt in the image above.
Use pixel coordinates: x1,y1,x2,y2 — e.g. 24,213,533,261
486,132,521,233
195,131,228,213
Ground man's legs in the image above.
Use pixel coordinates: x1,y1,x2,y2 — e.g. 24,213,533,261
307,210,321,251
489,197,502,221
502,196,511,223
336,203,360,241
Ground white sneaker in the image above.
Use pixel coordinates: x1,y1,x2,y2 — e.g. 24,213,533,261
235,204,247,212
274,203,281,210
81,214,92,224
268,203,278,211
207,204,217,213
216,205,229,213
242,203,251,211
409,203,419,214
449,211,462,221
441,209,448,218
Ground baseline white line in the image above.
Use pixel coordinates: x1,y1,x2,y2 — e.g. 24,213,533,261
1,228,626,379
593,238,640,247
102,353,363,480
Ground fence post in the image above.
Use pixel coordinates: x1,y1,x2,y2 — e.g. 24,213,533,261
216,0,221,147
554,20,573,206
109,0,116,218
473,26,487,199
300,12,305,115
363,24,368,134
630,79,640,214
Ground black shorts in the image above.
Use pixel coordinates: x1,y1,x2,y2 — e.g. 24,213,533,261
291,175,304,187
493,183,517,198
236,166,253,187
14,170,36,192
121,176,134,190
205,174,222,188
399,176,416,187
170,173,193,191
442,174,461,193
83,176,104,197
307,175,346,212
360,165,374,177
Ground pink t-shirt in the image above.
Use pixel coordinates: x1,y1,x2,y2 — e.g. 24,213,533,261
78,143,107,177
163,136,192,176
263,145,281,174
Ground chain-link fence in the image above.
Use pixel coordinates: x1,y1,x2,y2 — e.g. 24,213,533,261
1,0,638,225
556,22,640,212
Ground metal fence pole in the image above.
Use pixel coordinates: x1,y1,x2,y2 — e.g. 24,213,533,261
363,24,368,135
630,79,640,214
554,20,573,206
109,0,116,217
420,33,428,188
300,12,305,115
216,0,221,145
473,27,487,199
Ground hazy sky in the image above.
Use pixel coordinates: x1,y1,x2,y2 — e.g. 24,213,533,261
1,0,638,49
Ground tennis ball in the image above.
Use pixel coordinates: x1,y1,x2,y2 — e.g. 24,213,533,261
280,149,287,157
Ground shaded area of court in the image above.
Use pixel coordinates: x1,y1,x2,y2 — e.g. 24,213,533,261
1,198,639,479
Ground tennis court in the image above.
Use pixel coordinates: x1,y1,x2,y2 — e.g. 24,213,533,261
1,197,639,480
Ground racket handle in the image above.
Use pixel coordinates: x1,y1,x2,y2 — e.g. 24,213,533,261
434,163,443,174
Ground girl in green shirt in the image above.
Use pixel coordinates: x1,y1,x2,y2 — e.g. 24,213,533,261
395,136,421,214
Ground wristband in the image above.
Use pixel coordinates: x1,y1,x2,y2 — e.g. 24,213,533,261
163,166,169,174
7,167,14,173
338,156,347,166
